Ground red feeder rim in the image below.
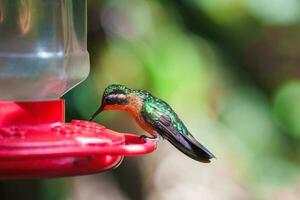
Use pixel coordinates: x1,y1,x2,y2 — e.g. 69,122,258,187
0,100,157,179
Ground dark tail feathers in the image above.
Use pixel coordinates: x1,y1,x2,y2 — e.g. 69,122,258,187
166,133,215,163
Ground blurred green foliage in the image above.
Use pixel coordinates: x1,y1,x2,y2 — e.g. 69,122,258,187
273,82,300,138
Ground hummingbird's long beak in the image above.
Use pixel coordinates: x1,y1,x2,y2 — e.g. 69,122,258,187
89,104,104,121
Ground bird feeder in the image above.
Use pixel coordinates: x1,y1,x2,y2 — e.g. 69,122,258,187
0,0,156,179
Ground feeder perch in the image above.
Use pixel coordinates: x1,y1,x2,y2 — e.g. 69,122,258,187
0,1,156,179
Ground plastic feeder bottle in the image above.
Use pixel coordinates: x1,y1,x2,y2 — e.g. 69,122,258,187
0,0,156,179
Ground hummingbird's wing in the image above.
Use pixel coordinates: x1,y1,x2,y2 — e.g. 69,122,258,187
141,102,215,162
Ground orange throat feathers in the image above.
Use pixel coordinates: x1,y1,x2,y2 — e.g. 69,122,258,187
103,93,156,135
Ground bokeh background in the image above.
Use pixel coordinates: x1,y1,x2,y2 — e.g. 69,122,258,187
2,0,300,199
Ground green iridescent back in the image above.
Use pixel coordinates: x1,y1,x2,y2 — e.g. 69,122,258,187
133,89,189,136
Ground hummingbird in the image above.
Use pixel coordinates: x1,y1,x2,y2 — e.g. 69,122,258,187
89,84,215,163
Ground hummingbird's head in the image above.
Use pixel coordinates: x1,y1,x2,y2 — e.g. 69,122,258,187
101,84,131,109
89,84,131,120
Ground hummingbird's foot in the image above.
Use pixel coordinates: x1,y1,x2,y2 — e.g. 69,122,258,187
140,134,162,143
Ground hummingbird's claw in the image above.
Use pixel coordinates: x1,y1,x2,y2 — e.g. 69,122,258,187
140,134,162,143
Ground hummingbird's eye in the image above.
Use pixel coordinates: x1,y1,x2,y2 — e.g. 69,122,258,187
104,94,127,105
104,95,115,104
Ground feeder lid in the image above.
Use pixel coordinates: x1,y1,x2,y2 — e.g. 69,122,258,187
0,120,155,158
0,100,156,178
0,120,120,157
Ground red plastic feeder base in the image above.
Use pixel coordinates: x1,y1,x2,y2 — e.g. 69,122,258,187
0,100,156,179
